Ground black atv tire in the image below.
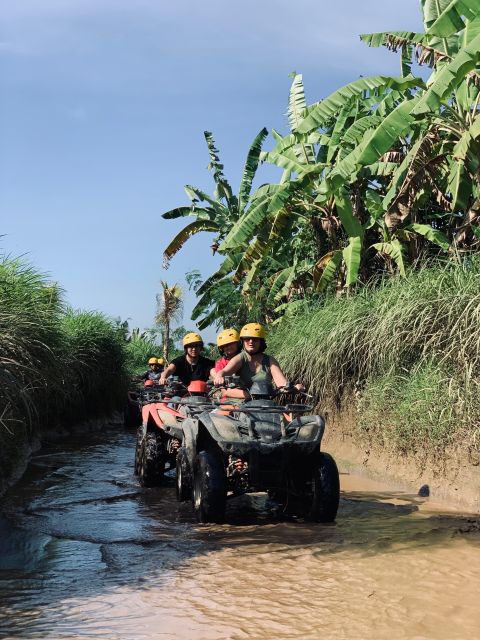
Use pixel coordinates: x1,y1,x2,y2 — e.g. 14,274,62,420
134,427,143,475
193,450,227,523
138,432,165,487
307,452,340,523
176,447,192,502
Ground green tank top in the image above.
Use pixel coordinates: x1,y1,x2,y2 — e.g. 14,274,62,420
238,351,272,388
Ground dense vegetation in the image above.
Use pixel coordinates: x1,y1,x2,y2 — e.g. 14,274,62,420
0,256,131,485
162,0,480,330
161,1,480,459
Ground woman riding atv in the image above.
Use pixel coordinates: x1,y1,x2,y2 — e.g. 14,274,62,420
159,332,214,387
213,323,303,392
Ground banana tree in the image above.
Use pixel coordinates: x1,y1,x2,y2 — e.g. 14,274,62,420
161,128,268,267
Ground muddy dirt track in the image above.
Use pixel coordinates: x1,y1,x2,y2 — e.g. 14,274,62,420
1,426,479,640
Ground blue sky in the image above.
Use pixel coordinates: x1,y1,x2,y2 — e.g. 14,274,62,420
0,0,423,341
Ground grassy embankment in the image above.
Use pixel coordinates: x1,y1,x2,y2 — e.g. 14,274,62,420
270,259,480,462
0,257,130,487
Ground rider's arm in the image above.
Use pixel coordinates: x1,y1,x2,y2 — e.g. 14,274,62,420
160,363,176,385
269,356,304,391
268,356,289,388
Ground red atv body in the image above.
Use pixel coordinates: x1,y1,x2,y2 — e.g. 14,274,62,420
134,378,211,487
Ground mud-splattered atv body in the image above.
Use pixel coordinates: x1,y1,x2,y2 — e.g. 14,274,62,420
134,378,213,487
177,380,340,523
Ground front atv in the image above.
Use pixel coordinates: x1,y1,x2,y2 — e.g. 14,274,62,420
178,379,340,523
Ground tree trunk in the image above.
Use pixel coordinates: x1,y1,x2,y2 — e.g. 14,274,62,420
163,322,170,363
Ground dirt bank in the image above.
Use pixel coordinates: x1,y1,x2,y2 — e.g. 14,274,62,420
324,408,480,512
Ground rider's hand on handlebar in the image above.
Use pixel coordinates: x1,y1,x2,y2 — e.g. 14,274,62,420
213,374,225,386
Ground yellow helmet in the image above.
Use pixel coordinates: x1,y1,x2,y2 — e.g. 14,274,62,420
148,357,158,365
157,357,165,365
183,332,203,347
217,328,240,348
240,323,266,340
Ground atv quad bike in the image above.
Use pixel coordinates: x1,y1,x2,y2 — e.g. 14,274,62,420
134,377,213,487
177,378,340,523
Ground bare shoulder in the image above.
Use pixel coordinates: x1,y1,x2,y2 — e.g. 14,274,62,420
229,353,243,367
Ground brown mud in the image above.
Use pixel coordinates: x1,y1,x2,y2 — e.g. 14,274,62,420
0,427,479,640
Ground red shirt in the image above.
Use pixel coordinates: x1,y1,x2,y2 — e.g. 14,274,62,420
215,356,230,372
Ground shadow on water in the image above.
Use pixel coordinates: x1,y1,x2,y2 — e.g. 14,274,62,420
1,427,479,638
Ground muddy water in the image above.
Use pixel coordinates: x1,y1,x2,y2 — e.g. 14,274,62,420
1,428,479,640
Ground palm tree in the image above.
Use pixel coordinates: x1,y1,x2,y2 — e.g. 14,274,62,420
155,282,183,362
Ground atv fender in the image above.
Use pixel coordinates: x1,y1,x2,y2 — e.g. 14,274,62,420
181,417,200,468
202,412,246,443
291,415,325,443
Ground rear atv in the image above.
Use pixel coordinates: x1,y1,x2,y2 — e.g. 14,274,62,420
135,377,213,487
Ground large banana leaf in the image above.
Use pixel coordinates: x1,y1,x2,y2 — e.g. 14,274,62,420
371,240,406,275
412,32,480,115
262,146,316,175
326,100,356,163
184,185,228,214
288,73,307,131
343,237,362,286
453,115,480,162
404,223,450,250
262,131,323,159
342,114,383,145
426,0,480,37
335,193,364,239
463,15,480,45
267,266,297,305
218,191,276,251
447,159,471,210
313,250,343,292
204,131,237,211
297,75,423,135
163,220,219,265
196,254,240,296
286,74,317,164
358,97,420,166
238,127,268,211
383,137,424,210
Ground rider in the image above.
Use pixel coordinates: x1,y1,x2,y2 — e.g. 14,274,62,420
210,328,243,402
159,332,214,386
140,357,163,381
210,328,242,378
213,323,303,391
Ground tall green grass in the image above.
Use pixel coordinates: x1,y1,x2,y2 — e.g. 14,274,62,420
0,256,130,484
270,259,480,454
124,331,162,376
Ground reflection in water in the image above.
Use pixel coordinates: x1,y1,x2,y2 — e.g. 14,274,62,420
0,429,479,639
